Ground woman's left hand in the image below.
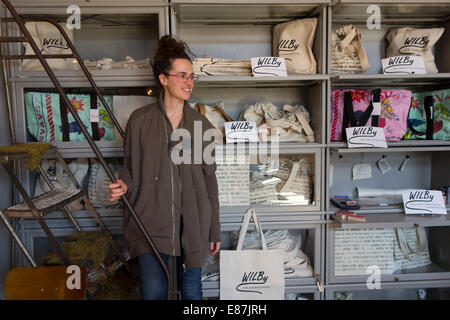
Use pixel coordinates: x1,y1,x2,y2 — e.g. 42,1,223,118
209,242,221,255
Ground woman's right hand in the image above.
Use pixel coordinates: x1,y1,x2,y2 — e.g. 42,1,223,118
109,179,128,202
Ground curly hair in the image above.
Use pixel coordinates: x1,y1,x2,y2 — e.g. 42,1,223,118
152,35,193,88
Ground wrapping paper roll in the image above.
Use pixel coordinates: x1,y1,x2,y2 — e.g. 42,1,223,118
356,187,411,199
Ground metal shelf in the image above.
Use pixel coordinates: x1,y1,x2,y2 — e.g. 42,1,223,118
195,75,329,88
12,69,156,82
202,277,318,290
51,141,124,158
332,1,450,24
53,141,327,158
331,73,450,87
330,212,450,229
328,140,450,153
172,1,329,24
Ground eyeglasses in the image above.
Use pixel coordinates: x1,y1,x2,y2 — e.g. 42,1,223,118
166,72,199,82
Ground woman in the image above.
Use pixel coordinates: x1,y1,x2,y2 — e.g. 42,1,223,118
109,35,221,300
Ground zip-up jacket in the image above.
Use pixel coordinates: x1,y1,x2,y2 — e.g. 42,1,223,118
118,94,221,269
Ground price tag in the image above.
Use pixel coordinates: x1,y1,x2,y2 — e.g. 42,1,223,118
382,55,426,75
402,190,447,215
90,109,99,122
352,163,372,180
346,127,387,148
377,158,392,175
372,102,381,116
251,57,287,77
224,121,259,143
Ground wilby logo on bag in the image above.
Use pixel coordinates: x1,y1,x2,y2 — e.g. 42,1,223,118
399,36,430,53
236,271,269,294
42,37,69,50
277,39,300,51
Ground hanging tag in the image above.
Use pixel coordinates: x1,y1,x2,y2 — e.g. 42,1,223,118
315,274,324,292
90,109,99,123
377,158,392,175
399,156,410,171
372,102,381,116
353,163,372,180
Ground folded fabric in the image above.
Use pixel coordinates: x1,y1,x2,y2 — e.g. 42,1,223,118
84,56,151,70
231,229,314,278
193,57,252,76
240,102,314,142
34,158,89,211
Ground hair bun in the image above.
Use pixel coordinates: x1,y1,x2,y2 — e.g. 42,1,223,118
152,35,193,87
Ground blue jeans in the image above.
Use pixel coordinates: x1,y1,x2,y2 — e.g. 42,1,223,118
137,251,203,300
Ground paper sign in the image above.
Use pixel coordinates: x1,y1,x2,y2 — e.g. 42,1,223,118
352,163,372,180
346,127,387,148
90,109,99,122
402,190,447,215
224,121,259,143
251,57,287,77
382,55,426,75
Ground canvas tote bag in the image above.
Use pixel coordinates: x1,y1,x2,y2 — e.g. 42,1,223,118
239,102,314,142
331,25,371,74
405,88,450,140
386,27,445,74
330,89,412,141
189,102,233,143
220,208,285,300
273,18,318,74
22,22,79,71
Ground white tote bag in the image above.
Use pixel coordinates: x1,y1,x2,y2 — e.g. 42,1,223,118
22,22,79,71
220,208,285,300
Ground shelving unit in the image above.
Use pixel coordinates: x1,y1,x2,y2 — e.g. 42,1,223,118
2,0,450,300
325,0,450,300
171,0,330,300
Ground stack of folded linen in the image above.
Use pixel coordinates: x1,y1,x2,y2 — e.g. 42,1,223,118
84,56,151,70
193,57,252,76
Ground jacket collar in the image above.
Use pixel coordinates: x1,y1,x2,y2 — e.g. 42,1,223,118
158,92,189,130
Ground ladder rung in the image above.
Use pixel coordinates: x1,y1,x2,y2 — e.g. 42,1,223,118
0,18,17,23
0,54,75,60
0,36,27,42
6,189,83,218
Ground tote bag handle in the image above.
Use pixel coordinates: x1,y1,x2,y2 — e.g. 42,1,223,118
236,208,268,251
395,226,427,261
342,89,381,140
407,95,434,140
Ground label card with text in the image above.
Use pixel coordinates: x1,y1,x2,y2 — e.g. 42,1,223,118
402,190,447,215
346,127,388,148
251,57,287,77
224,121,259,143
382,55,426,75
90,109,99,122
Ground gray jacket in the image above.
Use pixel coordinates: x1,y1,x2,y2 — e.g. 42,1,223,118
119,94,220,269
